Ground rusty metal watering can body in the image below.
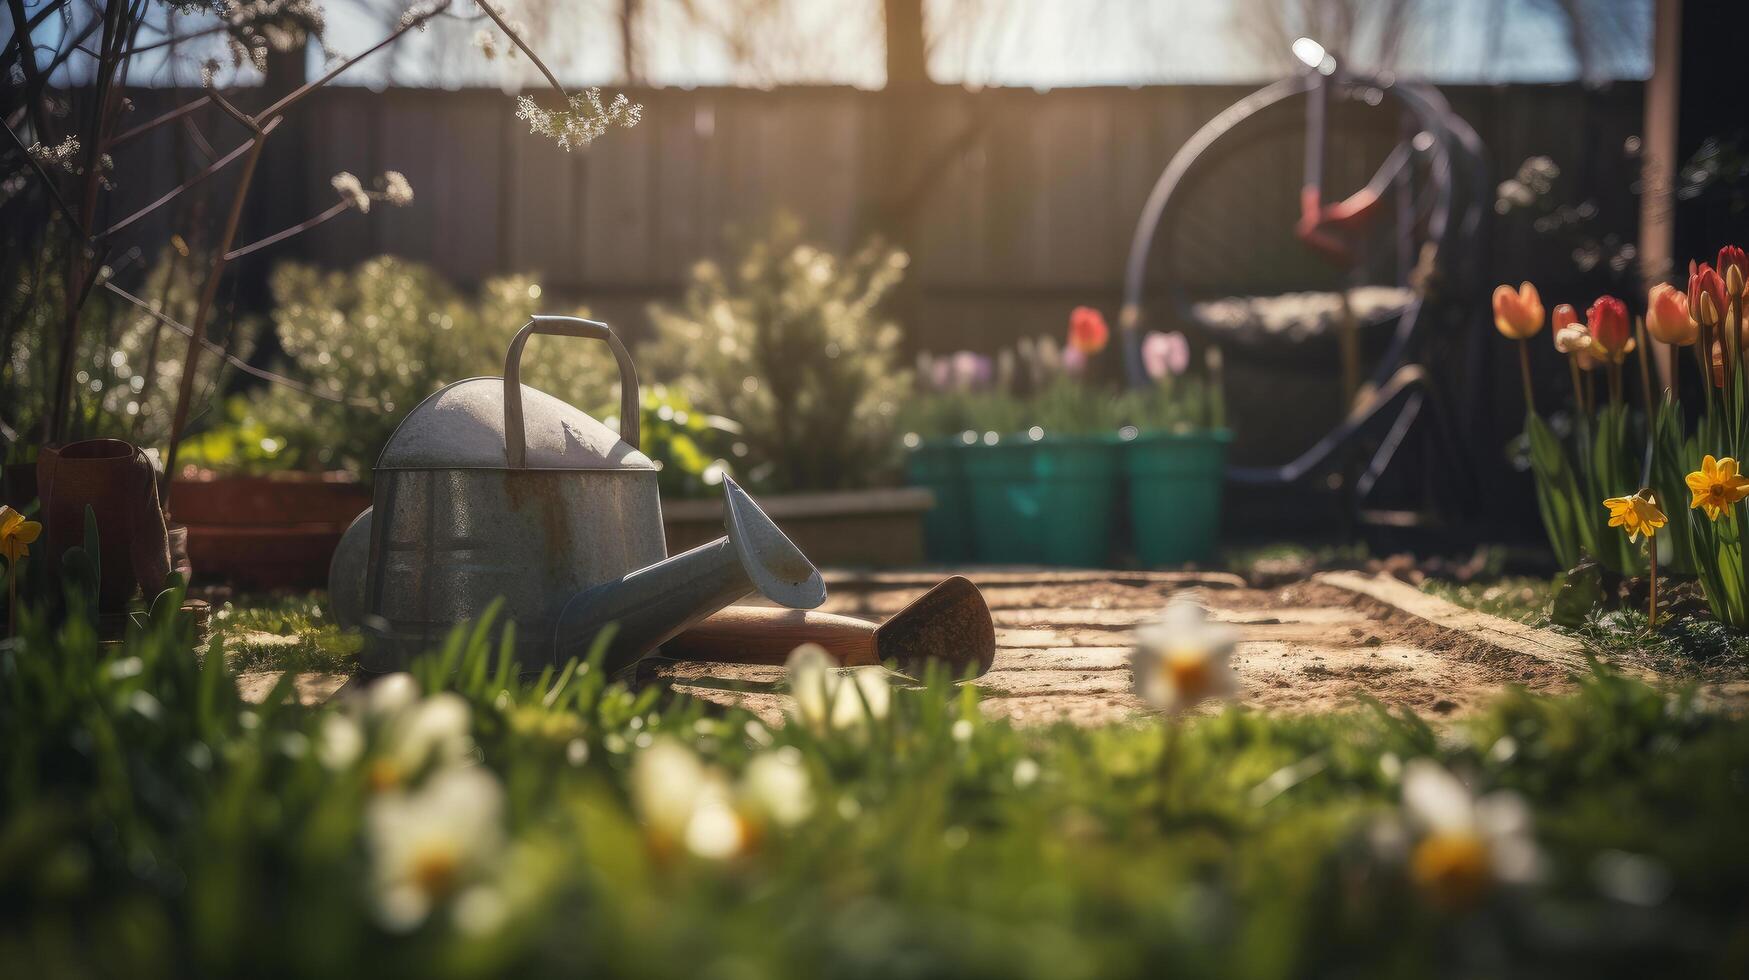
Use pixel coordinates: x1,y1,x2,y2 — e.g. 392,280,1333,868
356,316,823,673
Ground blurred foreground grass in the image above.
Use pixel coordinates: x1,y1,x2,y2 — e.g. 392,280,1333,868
4,588,1748,978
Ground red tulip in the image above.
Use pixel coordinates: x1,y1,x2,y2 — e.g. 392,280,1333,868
1646,283,1697,346
1720,245,1748,298
1586,295,1632,362
1689,262,1727,327
1067,306,1110,355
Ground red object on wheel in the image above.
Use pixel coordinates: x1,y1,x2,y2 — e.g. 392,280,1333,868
1296,183,1386,268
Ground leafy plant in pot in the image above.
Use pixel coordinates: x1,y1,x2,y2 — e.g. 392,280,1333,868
1117,329,1232,566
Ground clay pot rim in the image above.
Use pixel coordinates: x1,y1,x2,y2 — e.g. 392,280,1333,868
54,438,138,461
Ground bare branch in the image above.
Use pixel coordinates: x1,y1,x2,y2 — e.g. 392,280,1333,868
254,1,453,125
224,198,352,261
109,95,212,150
99,116,283,239
476,0,568,96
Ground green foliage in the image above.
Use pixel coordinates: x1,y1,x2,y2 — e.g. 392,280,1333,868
643,216,910,492
5,584,1749,975
176,396,303,475
1,245,255,459
1117,373,1226,434
246,257,611,477
614,384,742,499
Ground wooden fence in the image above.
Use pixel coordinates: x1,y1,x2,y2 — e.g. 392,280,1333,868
105,81,1645,354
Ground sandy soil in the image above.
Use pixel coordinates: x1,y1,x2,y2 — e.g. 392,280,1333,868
659,573,1582,727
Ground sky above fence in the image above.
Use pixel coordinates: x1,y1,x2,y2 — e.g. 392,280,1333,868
42,0,1652,91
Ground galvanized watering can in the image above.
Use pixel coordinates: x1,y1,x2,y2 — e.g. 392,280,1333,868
337,315,825,673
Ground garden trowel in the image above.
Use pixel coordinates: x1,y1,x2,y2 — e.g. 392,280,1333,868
661,575,995,678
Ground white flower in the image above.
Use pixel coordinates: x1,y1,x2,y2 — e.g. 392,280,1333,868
367,765,505,931
382,692,475,777
740,747,813,829
317,712,364,770
1129,601,1239,715
786,644,891,734
368,673,421,717
1400,760,1543,907
332,171,370,212
1012,758,1040,788
1554,323,1592,355
629,737,748,859
515,88,642,151
381,170,414,207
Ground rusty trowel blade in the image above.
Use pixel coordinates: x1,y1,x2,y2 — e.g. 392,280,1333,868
874,575,995,678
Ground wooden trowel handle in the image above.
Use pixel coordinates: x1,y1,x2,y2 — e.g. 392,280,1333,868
663,607,881,666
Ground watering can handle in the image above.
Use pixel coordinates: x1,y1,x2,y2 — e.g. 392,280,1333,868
503,316,640,467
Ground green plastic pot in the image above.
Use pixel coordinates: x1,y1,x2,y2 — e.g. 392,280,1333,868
1123,429,1231,566
904,437,976,562
964,434,1120,566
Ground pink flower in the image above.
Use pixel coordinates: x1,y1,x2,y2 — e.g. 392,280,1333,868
949,351,993,390
1141,331,1190,380
1062,344,1087,376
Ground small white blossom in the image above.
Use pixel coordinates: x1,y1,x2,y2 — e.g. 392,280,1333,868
367,766,505,931
331,171,370,213
26,137,80,172
740,747,813,829
786,644,890,735
515,89,642,152
381,170,414,207
1398,760,1544,907
1554,323,1592,355
1130,601,1239,716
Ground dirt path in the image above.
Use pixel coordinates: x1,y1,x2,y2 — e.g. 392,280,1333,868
658,570,1588,727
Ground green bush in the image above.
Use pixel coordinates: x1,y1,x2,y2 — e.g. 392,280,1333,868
243,257,613,476
1,245,256,460
643,217,911,492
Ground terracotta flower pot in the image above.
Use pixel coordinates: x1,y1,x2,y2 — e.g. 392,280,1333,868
168,473,371,590
36,439,172,611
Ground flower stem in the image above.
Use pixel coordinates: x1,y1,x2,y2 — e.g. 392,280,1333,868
1648,539,1659,630
1518,340,1536,416
1568,356,1585,413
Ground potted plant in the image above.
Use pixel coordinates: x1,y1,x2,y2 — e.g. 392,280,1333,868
1119,330,1231,566
643,217,933,567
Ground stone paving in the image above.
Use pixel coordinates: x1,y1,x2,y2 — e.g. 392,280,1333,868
658,569,1583,727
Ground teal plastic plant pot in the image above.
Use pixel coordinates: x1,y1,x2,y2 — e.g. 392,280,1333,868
964,435,1121,566
1123,430,1232,567
904,438,975,562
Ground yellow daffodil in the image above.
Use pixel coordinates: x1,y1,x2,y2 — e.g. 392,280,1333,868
1602,489,1666,543
0,505,42,566
1685,455,1749,520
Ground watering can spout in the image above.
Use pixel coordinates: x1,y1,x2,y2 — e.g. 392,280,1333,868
552,477,826,674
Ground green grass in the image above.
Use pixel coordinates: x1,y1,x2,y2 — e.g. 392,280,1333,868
4,587,1749,977
1419,576,1552,624
211,591,360,673
1423,575,1749,676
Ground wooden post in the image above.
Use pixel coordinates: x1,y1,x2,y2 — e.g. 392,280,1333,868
1640,0,1680,388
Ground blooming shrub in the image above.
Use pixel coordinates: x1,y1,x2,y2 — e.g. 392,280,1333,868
643,216,911,492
